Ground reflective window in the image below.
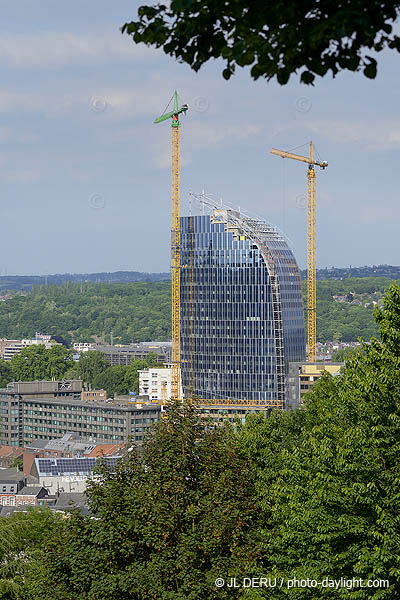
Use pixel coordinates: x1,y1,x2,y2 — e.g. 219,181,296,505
180,212,305,402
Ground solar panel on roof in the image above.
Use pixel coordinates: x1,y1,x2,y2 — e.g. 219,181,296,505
36,456,120,476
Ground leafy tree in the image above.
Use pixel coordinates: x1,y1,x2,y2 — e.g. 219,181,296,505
92,354,161,397
122,1,400,85
331,346,359,362
10,345,73,382
0,508,61,600
92,365,130,398
33,402,259,599
239,283,400,598
9,457,23,471
77,350,109,385
0,359,12,387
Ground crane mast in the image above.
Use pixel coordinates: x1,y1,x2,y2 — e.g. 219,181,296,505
307,152,316,362
270,142,327,362
155,92,188,400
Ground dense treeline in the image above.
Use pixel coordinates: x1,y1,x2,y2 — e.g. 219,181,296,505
311,277,396,342
1,283,400,598
0,278,396,346
0,347,158,397
0,282,171,346
0,271,169,292
303,264,400,280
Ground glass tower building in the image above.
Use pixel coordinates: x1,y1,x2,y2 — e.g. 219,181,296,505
180,204,306,406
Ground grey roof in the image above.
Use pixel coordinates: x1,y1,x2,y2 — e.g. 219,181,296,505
23,475,40,485
26,440,47,450
0,506,20,517
55,492,86,507
54,505,90,516
0,468,25,482
18,486,47,496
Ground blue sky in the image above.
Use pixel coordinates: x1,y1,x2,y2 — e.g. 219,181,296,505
1,1,399,274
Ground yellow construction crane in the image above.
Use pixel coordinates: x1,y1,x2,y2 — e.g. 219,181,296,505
270,143,328,362
154,91,188,400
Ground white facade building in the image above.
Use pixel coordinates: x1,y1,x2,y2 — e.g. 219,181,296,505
139,366,183,402
2,333,59,361
73,342,98,353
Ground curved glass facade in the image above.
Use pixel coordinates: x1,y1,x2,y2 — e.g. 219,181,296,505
180,209,305,405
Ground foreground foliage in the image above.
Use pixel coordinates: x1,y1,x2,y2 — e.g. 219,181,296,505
122,1,400,84
2,284,400,599
34,402,259,599
0,509,60,599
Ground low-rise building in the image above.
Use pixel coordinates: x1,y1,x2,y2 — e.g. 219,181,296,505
16,486,49,507
96,343,171,366
0,445,24,468
1,333,61,361
287,362,343,409
34,455,121,493
0,338,23,359
0,467,39,508
73,342,98,353
81,389,107,402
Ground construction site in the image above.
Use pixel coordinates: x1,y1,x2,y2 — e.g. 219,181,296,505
150,91,330,414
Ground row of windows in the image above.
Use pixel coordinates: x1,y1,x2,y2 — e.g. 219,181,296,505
23,425,125,433
22,403,156,417
23,433,126,441
23,413,125,424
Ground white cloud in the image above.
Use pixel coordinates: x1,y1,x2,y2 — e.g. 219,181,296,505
309,118,400,150
2,169,41,184
186,122,261,149
0,31,156,68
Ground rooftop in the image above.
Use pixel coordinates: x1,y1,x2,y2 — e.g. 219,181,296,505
18,486,47,496
55,492,86,507
0,468,26,482
35,455,121,477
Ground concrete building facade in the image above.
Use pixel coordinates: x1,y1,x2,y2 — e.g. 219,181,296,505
96,343,171,366
0,380,160,446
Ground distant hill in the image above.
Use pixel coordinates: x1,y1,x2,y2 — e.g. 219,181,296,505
1,265,398,292
0,271,170,292
0,277,396,345
301,264,400,280
0,281,171,346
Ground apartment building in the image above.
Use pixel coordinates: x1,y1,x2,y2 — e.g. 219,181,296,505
139,366,176,402
0,380,160,446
